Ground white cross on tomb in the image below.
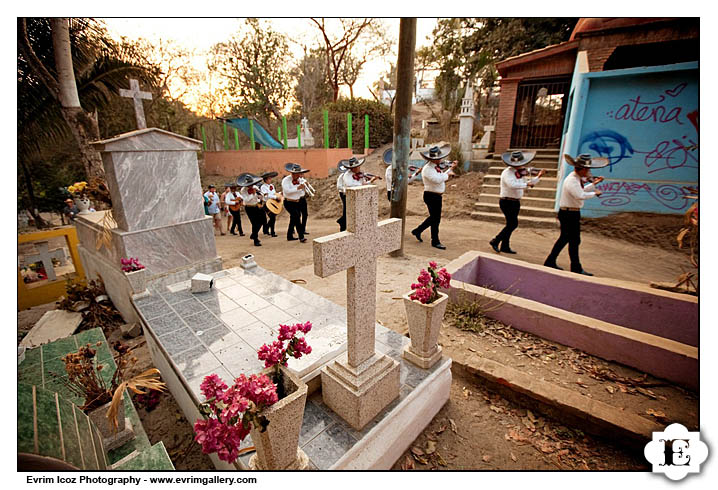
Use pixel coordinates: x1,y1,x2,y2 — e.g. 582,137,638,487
23,241,68,282
119,79,152,130
313,185,402,429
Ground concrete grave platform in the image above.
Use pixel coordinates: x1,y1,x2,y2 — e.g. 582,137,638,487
134,266,451,470
20,309,83,349
444,251,698,390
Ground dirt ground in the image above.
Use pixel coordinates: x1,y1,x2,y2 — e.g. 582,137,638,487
18,150,697,471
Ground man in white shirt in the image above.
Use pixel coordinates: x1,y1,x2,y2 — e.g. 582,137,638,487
260,171,280,237
281,163,310,243
338,157,379,231
489,151,544,254
544,153,607,275
203,184,225,236
336,161,348,231
410,145,456,250
384,160,393,202
237,173,265,247
225,184,245,236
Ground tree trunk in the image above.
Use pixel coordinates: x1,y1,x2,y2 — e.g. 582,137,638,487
18,159,48,229
51,18,105,180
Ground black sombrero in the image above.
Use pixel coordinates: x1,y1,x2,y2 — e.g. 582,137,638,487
382,148,393,165
236,173,263,187
284,162,310,174
501,150,536,167
337,161,348,173
420,145,451,161
339,156,365,169
565,153,609,169
261,171,278,179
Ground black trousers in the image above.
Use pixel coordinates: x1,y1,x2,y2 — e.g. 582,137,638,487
493,198,520,250
285,199,306,239
387,190,391,201
337,192,347,231
414,191,443,245
300,196,308,232
545,209,582,272
244,205,265,241
263,208,277,235
229,208,243,234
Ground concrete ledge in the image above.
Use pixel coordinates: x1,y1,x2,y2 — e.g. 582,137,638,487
453,356,663,449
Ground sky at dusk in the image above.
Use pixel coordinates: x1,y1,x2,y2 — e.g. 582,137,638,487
100,18,439,115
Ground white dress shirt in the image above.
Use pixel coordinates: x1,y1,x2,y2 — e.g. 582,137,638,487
337,172,347,194
559,171,597,209
225,191,241,207
281,175,306,200
421,163,450,194
260,183,277,200
385,165,392,191
342,170,371,190
239,186,261,206
499,167,540,199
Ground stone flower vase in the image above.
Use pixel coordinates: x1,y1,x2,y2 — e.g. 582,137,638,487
124,268,147,294
74,197,92,215
87,399,135,452
402,291,449,369
248,365,309,470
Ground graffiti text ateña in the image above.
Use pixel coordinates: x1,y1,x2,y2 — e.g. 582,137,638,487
613,95,683,125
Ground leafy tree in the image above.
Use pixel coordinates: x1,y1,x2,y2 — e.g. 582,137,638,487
292,47,334,117
211,18,292,125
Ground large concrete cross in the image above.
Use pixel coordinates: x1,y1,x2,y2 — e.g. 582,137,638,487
119,79,152,129
313,185,403,429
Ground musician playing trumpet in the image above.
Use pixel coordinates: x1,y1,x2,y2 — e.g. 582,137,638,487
282,163,311,243
260,171,281,237
410,145,456,250
489,151,545,255
237,173,267,247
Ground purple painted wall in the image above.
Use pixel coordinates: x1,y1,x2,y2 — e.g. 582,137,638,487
458,256,697,347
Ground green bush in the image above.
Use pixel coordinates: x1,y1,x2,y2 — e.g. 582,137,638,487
310,98,393,152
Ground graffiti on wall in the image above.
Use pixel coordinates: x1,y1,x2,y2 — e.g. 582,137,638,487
593,180,691,209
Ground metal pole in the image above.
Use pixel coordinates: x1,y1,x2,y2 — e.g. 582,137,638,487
201,125,207,150
298,124,302,149
390,18,416,258
282,117,288,149
324,110,329,149
347,113,353,151
364,114,369,152
249,119,256,150
223,121,228,150
234,128,239,150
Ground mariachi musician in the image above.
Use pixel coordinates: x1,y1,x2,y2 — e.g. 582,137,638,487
489,150,545,254
237,173,266,247
410,145,456,250
543,153,607,276
281,163,311,243
260,171,281,237
336,161,348,231
225,183,245,236
339,157,380,229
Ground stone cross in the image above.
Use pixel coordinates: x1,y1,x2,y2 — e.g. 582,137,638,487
313,185,402,430
23,241,68,281
119,79,152,129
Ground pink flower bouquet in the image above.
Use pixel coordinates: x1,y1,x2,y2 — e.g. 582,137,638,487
120,257,145,273
409,261,451,304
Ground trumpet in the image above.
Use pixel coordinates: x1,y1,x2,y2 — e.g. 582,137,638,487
300,177,316,197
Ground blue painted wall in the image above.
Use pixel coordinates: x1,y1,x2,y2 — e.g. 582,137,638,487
558,61,698,217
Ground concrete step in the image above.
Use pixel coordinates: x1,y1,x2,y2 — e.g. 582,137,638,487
483,175,558,189
481,184,557,199
484,158,559,169
478,194,556,209
470,211,558,228
474,202,557,218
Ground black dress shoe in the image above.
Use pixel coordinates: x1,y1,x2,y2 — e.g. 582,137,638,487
489,240,500,253
271,233,278,237
239,233,245,237
254,240,262,246
304,231,310,235
544,262,563,270
299,238,307,243
411,229,423,242
287,237,298,241
500,248,517,254
575,270,593,276
230,232,237,235
432,243,447,250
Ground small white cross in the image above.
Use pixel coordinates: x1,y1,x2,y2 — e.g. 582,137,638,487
119,79,152,129
23,241,68,282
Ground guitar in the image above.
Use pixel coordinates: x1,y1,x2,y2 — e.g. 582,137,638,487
228,192,242,212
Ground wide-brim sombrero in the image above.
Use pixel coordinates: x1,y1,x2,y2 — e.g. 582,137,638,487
565,153,609,169
382,148,393,165
261,171,278,179
420,145,451,161
339,156,365,169
284,162,310,174
501,150,536,167
236,173,263,187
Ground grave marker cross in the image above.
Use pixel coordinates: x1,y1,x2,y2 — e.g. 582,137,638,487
24,241,68,281
119,79,152,129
